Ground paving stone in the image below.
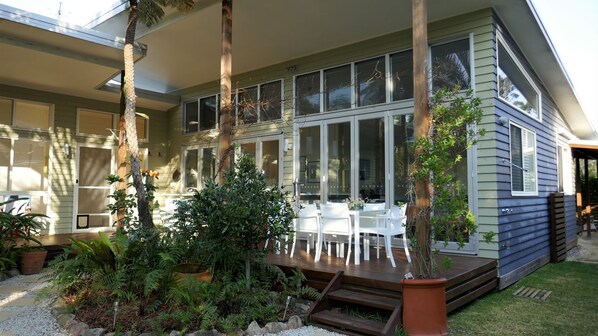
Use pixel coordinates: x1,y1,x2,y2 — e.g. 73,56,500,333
2,295,37,307
0,285,27,293
0,311,20,322
21,275,44,283
0,331,14,336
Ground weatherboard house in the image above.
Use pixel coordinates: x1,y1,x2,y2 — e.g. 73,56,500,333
1,0,596,289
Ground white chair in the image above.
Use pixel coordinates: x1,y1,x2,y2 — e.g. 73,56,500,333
360,204,411,267
318,203,353,265
290,204,322,260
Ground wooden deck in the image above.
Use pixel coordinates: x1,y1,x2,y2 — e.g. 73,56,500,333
267,241,498,313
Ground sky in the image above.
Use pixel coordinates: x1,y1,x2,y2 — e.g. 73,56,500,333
1,0,597,131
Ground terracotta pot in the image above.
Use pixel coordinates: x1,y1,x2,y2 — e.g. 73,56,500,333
20,249,48,275
173,263,212,283
401,277,448,336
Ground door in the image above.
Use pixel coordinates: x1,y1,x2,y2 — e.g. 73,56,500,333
73,145,114,230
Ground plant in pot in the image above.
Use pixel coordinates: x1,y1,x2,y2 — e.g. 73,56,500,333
0,198,48,276
402,87,488,335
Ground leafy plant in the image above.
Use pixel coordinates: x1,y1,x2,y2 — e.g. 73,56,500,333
174,154,294,287
0,198,47,273
411,87,489,278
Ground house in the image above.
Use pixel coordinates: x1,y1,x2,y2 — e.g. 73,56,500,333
1,0,596,289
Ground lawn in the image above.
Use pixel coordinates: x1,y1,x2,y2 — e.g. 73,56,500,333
448,261,598,335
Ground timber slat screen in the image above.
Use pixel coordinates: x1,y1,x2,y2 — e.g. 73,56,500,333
550,192,567,263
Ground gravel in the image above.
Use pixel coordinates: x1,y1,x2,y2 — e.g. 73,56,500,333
0,274,69,336
263,326,344,336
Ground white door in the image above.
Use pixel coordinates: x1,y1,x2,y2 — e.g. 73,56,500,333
73,145,114,231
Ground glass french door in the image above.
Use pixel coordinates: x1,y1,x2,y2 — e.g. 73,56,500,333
183,147,216,190
296,111,478,253
74,145,114,230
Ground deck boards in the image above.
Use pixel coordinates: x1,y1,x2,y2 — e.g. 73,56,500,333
267,241,498,313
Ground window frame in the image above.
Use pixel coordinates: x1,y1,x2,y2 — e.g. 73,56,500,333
183,94,219,134
509,122,538,196
235,79,284,126
556,136,574,195
496,34,542,122
0,97,54,131
181,145,216,191
429,35,474,92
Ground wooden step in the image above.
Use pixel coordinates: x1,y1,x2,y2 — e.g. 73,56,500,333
311,310,386,336
328,288,401,311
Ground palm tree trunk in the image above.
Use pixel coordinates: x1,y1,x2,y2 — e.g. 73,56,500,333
124,0,153,229
217,0,233,183
117,70,127,231
412,0,432,278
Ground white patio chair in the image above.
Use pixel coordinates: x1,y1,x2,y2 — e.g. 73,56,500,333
318,202,353,265
290,203,322,260
359,204,411,267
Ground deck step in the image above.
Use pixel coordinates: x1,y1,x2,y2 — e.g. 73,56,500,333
327,288,401,311
311,310,386,336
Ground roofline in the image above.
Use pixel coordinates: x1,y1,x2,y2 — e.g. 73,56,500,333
0,3,147,56
525,0,597,138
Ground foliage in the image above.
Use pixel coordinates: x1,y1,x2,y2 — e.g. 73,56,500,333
411,87,487,278
0,198,47,272
173,154,294,285
449,262,598,335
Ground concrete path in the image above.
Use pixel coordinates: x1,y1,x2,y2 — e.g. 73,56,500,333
569,234,598,264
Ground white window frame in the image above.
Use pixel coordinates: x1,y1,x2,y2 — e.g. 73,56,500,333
0,97,54,131
183,94,219,134
428,34,474,92
181,145,216,191
556,135,574,195
509,122,538,196
496,34,542,122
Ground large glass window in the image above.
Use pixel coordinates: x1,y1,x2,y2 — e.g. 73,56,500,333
356,57,386,107
0,99,52,129
498,41,540,119
391,50,414,101
260,81,282,121
184,147,216,190
325,65,352,111
359,118,385,202
237,86,258,125
199,96,218,131
510,123,537,194
431,38,471,91
296,72,321,116
184,95,218,134
327,122,351,201
184,149,199,189
393,115,414,204
299,126,321,203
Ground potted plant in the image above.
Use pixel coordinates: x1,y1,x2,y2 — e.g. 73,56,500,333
0,198,48,276
401,88,487,335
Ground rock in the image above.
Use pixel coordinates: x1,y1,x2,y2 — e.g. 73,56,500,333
7,268,20,277
84,328,106,336
56,314,75,328
68,321,90,336
263,322,286,334
51,307,69,317
104,333,115,336
295,303,311,313
246,320,264,336
287,315,303,329
169,331,182,336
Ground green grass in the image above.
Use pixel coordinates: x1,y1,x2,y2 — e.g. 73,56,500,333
448,261,598,335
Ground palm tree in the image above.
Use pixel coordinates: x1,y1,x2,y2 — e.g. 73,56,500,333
120,0,194,229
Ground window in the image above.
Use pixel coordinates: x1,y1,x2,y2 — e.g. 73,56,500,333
431,38,471,91
510,123,537,194
237,86,258,124
557,142,573,194
324,65,351,111
296,72,321,116
356,57,386,106
498,40,541,119
184,95,218,134
78,109,115,137
0,98,52,130
260,81,282,121
184,147,215,189
391,50,414,101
